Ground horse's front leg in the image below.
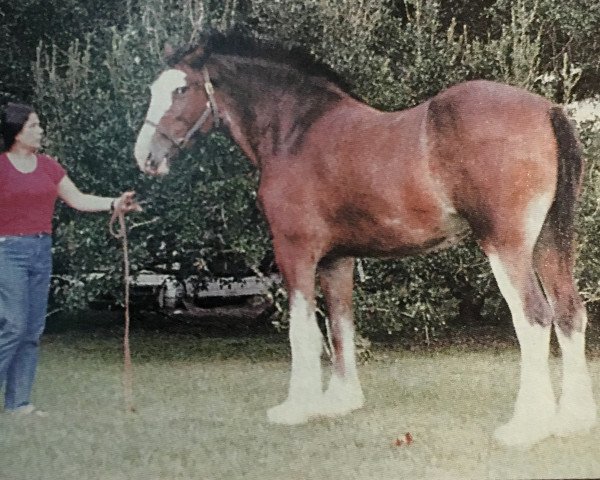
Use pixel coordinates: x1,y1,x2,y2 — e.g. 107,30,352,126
267,241,324,425
317,257,364,417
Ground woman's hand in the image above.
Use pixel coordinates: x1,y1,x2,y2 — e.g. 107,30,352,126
113,191,142,214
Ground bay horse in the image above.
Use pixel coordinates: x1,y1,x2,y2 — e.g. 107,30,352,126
133,31,597,448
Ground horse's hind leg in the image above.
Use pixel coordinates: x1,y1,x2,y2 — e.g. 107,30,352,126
481,196,557,447
267,243,324,425
486,246,556,447
534,232,597,436
317,257,364,417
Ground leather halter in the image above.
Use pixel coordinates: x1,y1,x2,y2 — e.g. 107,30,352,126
144,68,220,152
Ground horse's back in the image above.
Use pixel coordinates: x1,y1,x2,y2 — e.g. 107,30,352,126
427,80,554,146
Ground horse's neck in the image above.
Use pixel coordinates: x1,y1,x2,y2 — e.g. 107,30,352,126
214,61,350,166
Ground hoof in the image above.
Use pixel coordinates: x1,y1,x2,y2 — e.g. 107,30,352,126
317,386,364,418
552,407,598,438
316,398,364,418
267,400,314,425
494,418,553,449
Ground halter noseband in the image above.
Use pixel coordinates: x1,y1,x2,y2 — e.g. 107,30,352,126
145,67,220,152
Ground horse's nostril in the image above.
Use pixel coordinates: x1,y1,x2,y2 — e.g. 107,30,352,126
144,154,154,170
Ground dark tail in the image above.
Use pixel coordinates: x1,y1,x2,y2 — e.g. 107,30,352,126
543,106,584,255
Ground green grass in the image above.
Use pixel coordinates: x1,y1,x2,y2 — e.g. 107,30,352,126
1,326,600,480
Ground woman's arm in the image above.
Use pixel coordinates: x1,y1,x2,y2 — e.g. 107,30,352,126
58,176,114,212
57,176,141,213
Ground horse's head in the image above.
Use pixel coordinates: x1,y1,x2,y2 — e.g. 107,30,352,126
135,31,351,174
134,59,220,176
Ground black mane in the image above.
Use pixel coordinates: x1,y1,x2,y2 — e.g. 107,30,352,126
166,30,360,158
167,30,354,94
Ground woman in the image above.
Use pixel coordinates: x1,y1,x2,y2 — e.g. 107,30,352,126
0,102,141,416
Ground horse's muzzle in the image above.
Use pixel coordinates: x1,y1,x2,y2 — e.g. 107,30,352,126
144,155,170,176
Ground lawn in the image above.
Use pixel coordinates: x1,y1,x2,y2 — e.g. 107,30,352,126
1,316,600,480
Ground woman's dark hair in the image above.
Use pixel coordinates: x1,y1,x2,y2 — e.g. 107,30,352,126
1,102,35,150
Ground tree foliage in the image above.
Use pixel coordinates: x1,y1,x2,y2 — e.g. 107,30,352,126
3,0,599,340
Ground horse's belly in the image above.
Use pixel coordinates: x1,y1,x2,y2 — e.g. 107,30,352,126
330,212,470,258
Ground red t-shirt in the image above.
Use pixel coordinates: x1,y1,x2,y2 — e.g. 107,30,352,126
0,152,66,235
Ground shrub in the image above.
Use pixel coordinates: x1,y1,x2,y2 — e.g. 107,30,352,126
29,0,600,342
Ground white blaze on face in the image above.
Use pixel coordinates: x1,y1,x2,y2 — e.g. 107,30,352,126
134,69,188,171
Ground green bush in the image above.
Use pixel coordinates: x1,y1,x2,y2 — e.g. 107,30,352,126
575,125,600,303
28,0,600,342
34,1,269,312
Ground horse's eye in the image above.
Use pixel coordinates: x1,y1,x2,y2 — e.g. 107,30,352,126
174,86,188,95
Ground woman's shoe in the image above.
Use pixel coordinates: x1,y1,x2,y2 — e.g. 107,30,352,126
7,404,48,417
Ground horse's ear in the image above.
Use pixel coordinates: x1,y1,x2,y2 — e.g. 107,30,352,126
163,42,175,60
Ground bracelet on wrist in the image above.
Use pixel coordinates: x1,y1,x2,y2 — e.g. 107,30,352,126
110,199,116,213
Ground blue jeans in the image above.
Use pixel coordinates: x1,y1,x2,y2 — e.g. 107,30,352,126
0,234,52,410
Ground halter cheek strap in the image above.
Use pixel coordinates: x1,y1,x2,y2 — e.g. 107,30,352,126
180,68,221,144
181,101,213,144
203,67,220,129
145,67,220,150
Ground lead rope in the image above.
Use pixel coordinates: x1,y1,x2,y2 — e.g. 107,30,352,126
109,208,136,413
